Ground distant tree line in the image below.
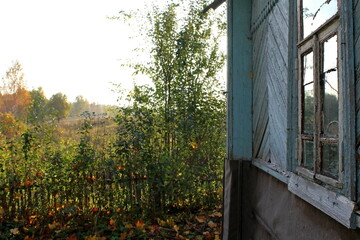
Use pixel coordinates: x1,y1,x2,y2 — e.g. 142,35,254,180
0,2,226,238
0,61,110,124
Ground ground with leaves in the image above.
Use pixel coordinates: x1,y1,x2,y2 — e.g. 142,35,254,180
0,205,222,239
0,1,226,239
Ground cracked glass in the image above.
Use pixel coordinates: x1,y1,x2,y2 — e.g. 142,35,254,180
302,0,338,39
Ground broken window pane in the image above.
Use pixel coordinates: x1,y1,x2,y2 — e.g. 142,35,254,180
321,143,339,177
302,0,338,39
303,140,314,169
322,35,338,136
302,51,314,134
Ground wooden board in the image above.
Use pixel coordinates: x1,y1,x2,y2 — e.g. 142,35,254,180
252,19,270,159
354,0,360,200
251,0,289,170
288,173,357,229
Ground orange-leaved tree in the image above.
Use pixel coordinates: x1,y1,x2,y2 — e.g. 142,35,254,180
0,61,31,119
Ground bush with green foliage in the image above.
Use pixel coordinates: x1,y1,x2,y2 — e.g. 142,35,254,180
0,0,226,238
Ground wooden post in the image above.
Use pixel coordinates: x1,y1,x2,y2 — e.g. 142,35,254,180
223,0,252,239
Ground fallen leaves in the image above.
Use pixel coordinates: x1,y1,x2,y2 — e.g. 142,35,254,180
0,205,223,239
173,224,179,232
211,211,222,218
10,228,20,235
119,232,128,240
208,220,217,228
85,235,106,240
124,223,133,229
66,235,78,240
48,221,61,230
135,220,145,230
195,215,206,223
0,205,4,217
24,235,35,240
109,218,116,226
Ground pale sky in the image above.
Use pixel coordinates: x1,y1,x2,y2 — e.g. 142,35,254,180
0,0,165,105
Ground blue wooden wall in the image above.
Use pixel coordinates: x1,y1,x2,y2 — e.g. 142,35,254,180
252,0,289,170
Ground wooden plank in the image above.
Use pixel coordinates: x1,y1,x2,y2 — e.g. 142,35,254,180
267,83,287,164
253,96,269,157
267,39,287,105
272,0,289,45
266,26,288,169
251,1,289,168
251,0,261,25
252,17,269,159
254,118,269,158
251,0,289,168
252,158,290,183
253,210,281,240
288,173,357,229
227,0,253,160
253,54,269,155
258,125,271,162
223,1,252,239
268,18,288,71
286,0,298,172
251,0,269,31
354,0,360,200
277,0,290,19
355,0,360,61
340,0,357,200
355,0,360,141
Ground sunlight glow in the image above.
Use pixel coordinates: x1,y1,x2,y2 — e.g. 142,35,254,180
0,0,162,105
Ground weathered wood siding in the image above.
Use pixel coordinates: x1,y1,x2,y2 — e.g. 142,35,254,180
354,0,360,198
252,0,289,170
242,165,360,240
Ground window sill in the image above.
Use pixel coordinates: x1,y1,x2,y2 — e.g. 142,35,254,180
252,159,290,184
296,166,343,188
288,173,357,229
252,161,358,229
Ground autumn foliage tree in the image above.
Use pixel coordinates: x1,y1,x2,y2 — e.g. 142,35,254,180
28,87,49,123
47,92,71,120
0,61,31,119
0,112,25,139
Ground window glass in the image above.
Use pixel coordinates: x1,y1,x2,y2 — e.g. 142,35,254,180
322,35,338,136
303,140,314,169
302,0,338,38
302,51,314,134
321,143,339,177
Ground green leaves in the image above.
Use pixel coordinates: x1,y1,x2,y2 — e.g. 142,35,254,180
111,0,226,216
0,1,226,239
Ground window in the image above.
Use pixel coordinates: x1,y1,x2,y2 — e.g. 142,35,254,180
289,0,357,228
297,0,341,186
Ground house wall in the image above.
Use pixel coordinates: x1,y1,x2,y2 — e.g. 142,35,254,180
252,0,289,170
239,0,360,238
241,164,360,240
353,0,360,198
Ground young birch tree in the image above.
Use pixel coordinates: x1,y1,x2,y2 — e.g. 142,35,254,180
113,0,226,215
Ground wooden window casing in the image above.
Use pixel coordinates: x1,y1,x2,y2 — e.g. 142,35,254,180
288,0,357,227
297,1,342,187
